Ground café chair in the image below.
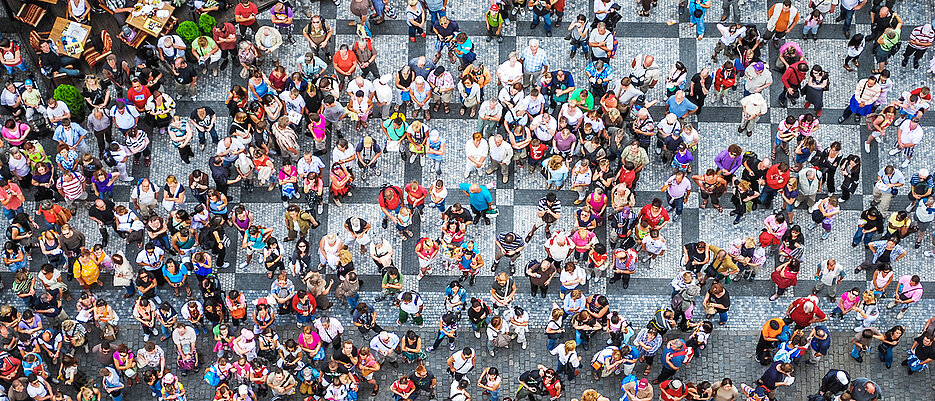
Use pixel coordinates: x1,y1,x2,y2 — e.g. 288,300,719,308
83,30,113,69
28,31,68,82
14,3,47,27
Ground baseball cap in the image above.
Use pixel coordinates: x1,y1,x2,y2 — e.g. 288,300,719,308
23,79,33,87
919,168,930,178
752,62,765,71
490,4,499,11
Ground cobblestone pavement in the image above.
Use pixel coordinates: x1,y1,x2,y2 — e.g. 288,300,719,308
3,0,935,399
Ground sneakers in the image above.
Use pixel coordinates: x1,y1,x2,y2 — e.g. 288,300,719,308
474,331,481,339
924,251,934,258
906,202,916,212
896,309,907,319
238,261,248,269
221,262,231,269
318,204,324,214
821,231,831,240
449,342,456,350
901,159,911,168
864,142,871,153
426,346,435,352
489,349,495,357
887,299,897,309
521,342,527,349
409,154,417,163
888,148,901,156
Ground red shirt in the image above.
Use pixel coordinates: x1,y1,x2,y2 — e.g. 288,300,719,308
332,51,358,74
378,186,402,211
127,85,151,111
617,169,635,188
0,183,24,211
234,2,259,25
787,297,825,328
529,143,548,160
765,164,790,190
212,23,238,51
638,204,670,228
404,185,428,205
660,381,688,401
910,87,933,102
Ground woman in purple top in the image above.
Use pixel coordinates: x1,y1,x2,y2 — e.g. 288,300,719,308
714,144,743,183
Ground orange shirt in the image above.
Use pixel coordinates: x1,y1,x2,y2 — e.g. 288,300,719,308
761,317,785,340
332,51,358,75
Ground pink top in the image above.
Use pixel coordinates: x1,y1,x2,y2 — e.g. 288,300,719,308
298,331,321,350
896,275,923,301
838,292,860,310
571,230,596,251
587,193,608,212
763,215,788,238
797,116,819,136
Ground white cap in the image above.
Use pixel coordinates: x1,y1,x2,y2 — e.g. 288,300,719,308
836,371,849,385
239,385,250,395
919,168,929,178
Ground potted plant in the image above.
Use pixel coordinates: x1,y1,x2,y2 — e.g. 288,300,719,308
176,20,200,45
53,84,88,122
198,14,216,36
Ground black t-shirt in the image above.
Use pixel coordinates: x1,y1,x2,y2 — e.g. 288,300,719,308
684,243,707,265
190,107,216,130
742,158,768,182
175,63,198,84
321,365,348,385
210,163,231,186
444,207,472,223
39,49,62,71
83,87,108,106
519,370,543,391
432,21,459,39
711,290,731,308
759,362,785,390
467,304,489,324
135,276,157,299
913,336,935,362
332,346,359,366
88,198,116,225
408,372,435,390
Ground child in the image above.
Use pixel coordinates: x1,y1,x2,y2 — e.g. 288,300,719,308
853,290,879,332
298,365,321,395
427,310,458,352
802,9,822,39
672,143,694,172
640,228,666,268
844,34,865,72
429,179,448,222
605,311,632,347
634,219,651,241
796,113,819,140
587,243,608,279
772,115,798,159
395,207,414,239
686,321,714,353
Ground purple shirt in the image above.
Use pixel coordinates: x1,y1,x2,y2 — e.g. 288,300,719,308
270,5,293,27
714,149,742,174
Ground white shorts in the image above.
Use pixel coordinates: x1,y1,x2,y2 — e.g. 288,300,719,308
344,233,372,248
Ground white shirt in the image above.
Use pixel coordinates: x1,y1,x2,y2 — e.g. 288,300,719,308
550,346,581,366
532,115,557,141
397,293,423,314
46,102,70,121
297,156,325,176
464,139,489,160
497,61,523,85
158,35,186,59
450,350,475,373
332,146,356,168
314,318,345,342
841,0,859,9
518,95,546,116
642,235,667,254
487,137,513,163
216,140,245,162
898,120,925,145
593,0,615,19
369,333,400,354
497,87,523,107
560,266,587,287
347,79,374,99
0,88,18,107
916,201,935,223
588,30,614,58
374,81,393,103
717,24,746,45
109,107,140,130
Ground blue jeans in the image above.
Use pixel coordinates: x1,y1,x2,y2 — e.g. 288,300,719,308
803,25,819,35
532,12,552,32
689,11,705,36
570,39,589,54
666,194,684,216
429,9,446,25
853,228,875,245
4,60,27,75
760,185,779,205
296,312,313,324
851,344,867,360
560,285,577,297
487,389,500,401
124,285,135,296
840,8,855,33
547,337,559,352
2,205,23,221
434,200,446,213
879,343,894,367
408,25,424,37
717,311,728,323
197,127,219,145
346,293,360,311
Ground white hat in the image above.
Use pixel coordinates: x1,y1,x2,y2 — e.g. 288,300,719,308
919,168,930,178
429,129,439,140
238,385,250,395
836,371,849,385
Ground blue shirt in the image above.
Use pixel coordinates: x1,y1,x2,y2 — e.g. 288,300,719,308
665,96,698,117
53,124,89,147
459,183,492,211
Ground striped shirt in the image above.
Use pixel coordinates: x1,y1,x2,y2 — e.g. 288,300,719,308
496,232,526,252
853,79,881,105
538,197,562,216
909,24,935,50
126,130,149,153
56,172,86,200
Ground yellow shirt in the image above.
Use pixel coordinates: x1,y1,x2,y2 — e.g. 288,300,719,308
73,259,100,284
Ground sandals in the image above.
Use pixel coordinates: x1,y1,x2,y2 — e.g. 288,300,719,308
444,106,450,114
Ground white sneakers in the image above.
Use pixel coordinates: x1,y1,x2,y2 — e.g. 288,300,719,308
865,142,871,153
888,148,901,156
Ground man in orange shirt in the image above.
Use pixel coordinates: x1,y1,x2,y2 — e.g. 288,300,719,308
0,179,25,222
332,44,358,92
756,317,786,365
763,0,799,48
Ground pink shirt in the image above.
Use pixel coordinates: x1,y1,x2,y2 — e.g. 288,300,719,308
896,275,923,302
571,231,596,252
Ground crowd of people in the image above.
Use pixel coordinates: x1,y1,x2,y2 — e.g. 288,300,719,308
0,0,934,399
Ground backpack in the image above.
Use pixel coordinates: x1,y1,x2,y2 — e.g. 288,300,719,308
608,37,619,59
101,148,118,167
204,365,221,386
670,291,685,312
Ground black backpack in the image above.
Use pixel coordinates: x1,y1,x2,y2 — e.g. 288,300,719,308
102,148,118,167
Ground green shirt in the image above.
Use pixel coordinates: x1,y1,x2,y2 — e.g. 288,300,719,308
382,273,401,293
485,11,503,27
191,37,218,58
570,88,594,111
382,119,408,141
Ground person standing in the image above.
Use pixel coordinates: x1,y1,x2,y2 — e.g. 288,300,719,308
763,0,800,48
887,117,924,169
871,165,905,213
902,22,934,69
836,0,867,39
234,0,260,38
887,274,923,319
660,171,691,221
738,92,768,137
